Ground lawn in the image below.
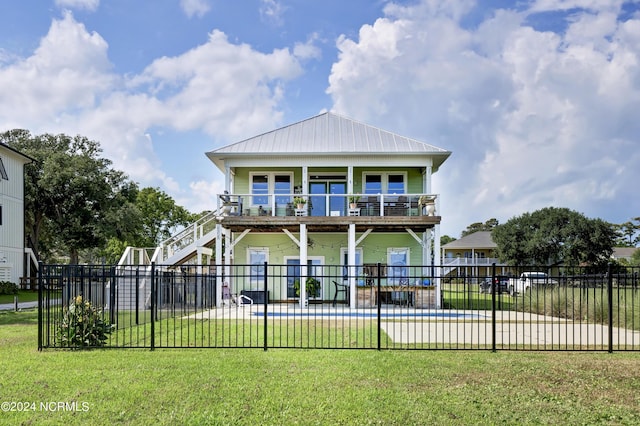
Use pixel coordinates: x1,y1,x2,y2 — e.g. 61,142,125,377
0,290,40,305
1,309,640,425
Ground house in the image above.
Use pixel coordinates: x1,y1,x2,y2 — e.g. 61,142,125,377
612,247,638,264
0,143,35,286
441,231,509,280
204,112,451,308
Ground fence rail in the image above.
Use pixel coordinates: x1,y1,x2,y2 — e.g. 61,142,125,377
38,263,640,351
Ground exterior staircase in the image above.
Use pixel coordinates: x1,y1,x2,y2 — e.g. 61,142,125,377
112,210,220,310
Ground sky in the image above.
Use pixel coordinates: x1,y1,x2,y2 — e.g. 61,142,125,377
1,0,639,238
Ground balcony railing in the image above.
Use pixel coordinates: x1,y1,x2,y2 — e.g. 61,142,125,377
217,193,439,218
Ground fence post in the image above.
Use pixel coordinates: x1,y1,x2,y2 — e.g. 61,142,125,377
263,261,268,352
37,261,43,351
377,262,381,351
607,262,613,354
110,266,116,326
150,261,156,351
491,263,497,353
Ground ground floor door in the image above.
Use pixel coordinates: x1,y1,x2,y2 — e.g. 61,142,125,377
285,257,324,299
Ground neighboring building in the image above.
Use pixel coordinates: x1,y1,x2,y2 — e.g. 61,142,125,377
612,247,638,263
0,143,34,285
441,231,508,280
205,112,451,307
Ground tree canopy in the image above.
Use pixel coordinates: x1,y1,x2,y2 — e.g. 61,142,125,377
2,129,193,264
491,207,616,266
461,218,499,238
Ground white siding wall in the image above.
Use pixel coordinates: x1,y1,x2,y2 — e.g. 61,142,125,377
0,147,29,284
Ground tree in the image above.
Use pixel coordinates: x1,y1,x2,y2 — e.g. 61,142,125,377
461,218,499,237
492,207,617,266
441,235,456,246
614,219,640,247
134,187,196,247
2,130,139,263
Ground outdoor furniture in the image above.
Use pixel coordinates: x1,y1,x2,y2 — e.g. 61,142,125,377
358,196,379,216
385,196,408,216
332,280,349,307
220,193,243,216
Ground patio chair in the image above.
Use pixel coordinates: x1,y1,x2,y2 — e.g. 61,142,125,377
332,280,350,307
222,282,253,306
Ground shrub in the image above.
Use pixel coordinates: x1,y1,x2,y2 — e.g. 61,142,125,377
57,296,113,348
0,281,18,295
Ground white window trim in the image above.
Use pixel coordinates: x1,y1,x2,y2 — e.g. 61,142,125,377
247,247,269,286
249,172,294,206
362,171,407,194
387,247,410,285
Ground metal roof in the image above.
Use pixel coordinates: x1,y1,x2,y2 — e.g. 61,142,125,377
206,112,451,167
442,231,497,250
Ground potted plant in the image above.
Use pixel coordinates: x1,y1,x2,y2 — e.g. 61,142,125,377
293,196,306,210
348,194,361,209
294,276,321,299
418,195,436,216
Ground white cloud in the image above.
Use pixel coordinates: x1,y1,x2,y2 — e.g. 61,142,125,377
0,12,303,214
55,0,100,12
260,0,287,26
180,0,211,18
293,33,322,60
327,0,640,236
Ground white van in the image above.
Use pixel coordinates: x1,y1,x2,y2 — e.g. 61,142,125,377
509,272,557,295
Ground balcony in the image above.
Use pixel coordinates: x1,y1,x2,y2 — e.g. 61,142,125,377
217,193,441,233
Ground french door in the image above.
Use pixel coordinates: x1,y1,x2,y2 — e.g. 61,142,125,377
310,182,346,216
286,258,323,299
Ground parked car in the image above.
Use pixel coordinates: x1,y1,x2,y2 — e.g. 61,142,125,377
508,272,558,295
479,276,510,294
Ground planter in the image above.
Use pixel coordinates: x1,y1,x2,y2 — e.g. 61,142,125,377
423,203,435,216
349,203,357,209
296,204,305,210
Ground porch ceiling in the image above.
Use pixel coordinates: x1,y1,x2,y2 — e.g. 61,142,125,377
218,216,441,233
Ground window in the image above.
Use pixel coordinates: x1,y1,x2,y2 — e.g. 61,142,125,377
274,175,292,205
250,173,293,206
0,157,7,180
364,175,382,194
341,248,363,283
251,175,269,205
387,174,405,194
387,248,409,285
248,248,269,285
363,172,406,194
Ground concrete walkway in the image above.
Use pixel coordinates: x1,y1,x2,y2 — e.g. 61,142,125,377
187,305,640,349
0,300,38,311
0,299,61,311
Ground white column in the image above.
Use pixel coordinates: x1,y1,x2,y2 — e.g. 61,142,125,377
215,223,223,307
302,166,308,195
224,228,232,296
299,223,308,307
348,224,356,309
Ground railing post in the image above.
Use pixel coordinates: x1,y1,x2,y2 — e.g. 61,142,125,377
151,261,156,351
607,262,613,354
37,261,43,351
377,262,381,351
491,263,497,353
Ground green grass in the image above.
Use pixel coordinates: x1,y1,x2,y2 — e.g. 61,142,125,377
0,290,40,304
2,310,640,425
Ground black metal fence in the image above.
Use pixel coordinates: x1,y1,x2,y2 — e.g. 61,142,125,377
38,263,640,351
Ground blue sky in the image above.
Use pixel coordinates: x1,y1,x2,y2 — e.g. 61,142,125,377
1,0,639,238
